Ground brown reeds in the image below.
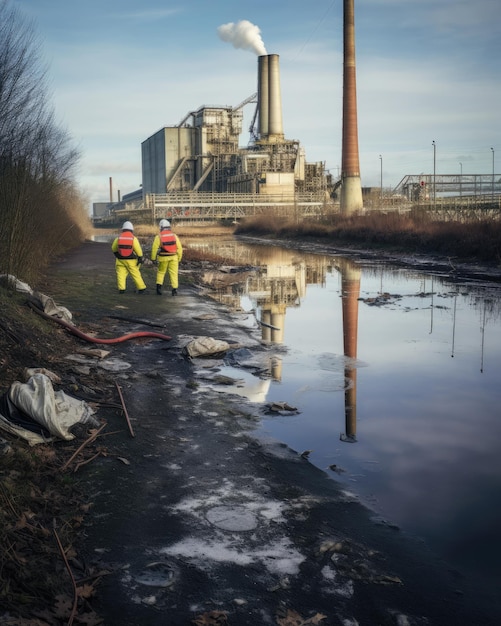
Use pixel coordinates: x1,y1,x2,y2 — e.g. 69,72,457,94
235,213,501,264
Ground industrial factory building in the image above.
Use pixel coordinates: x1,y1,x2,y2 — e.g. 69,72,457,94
102,54,331,225
142,54,325,197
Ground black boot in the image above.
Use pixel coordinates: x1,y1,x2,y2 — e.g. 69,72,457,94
171,288,178,296
156,284,162,295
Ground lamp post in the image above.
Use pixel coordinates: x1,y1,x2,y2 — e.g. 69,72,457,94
432,140,436,207
379,154,383,204
491,147,495,202
459,162,462,198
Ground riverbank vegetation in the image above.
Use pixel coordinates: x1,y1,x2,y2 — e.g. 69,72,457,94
0,286,108,624
235,211,501,265
0,2,91,285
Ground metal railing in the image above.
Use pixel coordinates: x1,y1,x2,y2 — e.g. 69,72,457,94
99,191,333,225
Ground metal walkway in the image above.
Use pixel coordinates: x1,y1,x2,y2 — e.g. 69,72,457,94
394,174,501,198
108,191,331,224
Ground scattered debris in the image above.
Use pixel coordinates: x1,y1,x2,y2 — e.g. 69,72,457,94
23,366,62,383
276,608,327,625
115,382,135,438
266,401,299,415
182,336,231,358
193,313,218,321
201,373,243,386
133,561,178,588
192,610,229,625
60,421,107,471
321,537,403,586
105,314,166,328
328,464,346,473
0,373,99,445
340,433,357,443
76,348,111,359
360,292,402,307
97,358,132,372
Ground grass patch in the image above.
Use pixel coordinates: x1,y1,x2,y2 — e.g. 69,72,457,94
235,213,501,264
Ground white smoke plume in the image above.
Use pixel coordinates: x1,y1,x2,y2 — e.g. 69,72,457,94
217,20,267,56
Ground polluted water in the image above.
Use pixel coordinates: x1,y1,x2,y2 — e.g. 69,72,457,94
189,236,501,595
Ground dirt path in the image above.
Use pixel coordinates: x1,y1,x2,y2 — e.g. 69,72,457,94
34,240,501,625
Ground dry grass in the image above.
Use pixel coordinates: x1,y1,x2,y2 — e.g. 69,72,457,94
96,224,237,264
0,288,109,623
235,213,501,265
131,223,235,238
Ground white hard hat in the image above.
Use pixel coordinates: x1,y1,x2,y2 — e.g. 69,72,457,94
159,219,171,229
122,221,134,231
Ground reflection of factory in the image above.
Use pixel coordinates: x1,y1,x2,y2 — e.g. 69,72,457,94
140,54,329,199
247,257,306,345
195,241,331,346
196,239,363,437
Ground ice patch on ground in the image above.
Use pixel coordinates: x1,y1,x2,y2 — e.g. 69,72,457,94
160,535,304,576
321,565,355,598
170,482,287,526
206,505,258,531
161,477,306,577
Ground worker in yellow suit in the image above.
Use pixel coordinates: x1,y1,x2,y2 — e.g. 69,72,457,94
111,221,147,294
151,219,183,296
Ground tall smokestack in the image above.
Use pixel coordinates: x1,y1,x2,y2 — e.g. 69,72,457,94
340,0,363,214
258,54,284,142
258,56,269,138
268,55,284,139
109,177,113,203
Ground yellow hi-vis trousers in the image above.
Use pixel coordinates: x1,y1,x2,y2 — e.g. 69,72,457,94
115,258,146,291
156,256,179,289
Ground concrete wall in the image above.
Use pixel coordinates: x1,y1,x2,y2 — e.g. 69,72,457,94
142,127,196,194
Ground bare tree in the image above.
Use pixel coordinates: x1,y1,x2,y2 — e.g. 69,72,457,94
0,0,87,282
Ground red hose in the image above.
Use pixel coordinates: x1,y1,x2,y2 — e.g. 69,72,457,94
28,302,171,344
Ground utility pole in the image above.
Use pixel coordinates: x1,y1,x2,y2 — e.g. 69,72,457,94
432,141,436,208
379,154,383,204
492,147,495,202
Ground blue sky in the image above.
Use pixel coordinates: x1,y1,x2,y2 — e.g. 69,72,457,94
12,0,501,209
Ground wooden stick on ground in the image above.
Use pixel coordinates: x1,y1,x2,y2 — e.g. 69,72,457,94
60,422,107,472
53,522,78,626
115,382,135,437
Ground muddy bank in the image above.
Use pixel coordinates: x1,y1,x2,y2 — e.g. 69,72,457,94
5,239,500,625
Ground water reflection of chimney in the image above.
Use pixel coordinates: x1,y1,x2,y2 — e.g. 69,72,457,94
260,309,284,381
260,309,285,344
339,258,361,443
